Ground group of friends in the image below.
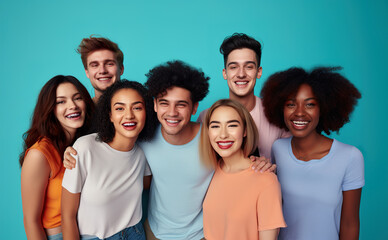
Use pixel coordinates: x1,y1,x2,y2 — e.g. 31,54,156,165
20,33,365,240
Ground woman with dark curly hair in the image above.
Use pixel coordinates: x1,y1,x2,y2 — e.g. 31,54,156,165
261,67,364,240
20,75,94,240
61,80,157,240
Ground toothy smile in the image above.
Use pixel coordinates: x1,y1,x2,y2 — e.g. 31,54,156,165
235,81,248,85
292,121,309,126
217,141,233,149
123,123,136,127
66,113,81,119
166,119,179,124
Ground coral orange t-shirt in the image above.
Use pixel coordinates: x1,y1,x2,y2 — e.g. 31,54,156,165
203,164,286,240
25,138,64,229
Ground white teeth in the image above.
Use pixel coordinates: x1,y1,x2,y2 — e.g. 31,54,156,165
98,77,111,81
218,142,233,146
166,120,179,123
236,81,248,85
66,113,80,118
293,121,308,126
123,123,135,127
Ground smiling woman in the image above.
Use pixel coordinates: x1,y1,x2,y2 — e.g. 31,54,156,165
61,80,158,240
261,67,364,240
20,75,94,240
199,99,286,240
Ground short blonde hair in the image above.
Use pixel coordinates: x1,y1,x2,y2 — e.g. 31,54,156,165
199,99,258,169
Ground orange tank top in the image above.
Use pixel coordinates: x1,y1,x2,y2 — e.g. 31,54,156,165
26,138,64,229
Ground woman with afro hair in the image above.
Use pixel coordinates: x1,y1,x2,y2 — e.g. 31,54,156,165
261,67,364,240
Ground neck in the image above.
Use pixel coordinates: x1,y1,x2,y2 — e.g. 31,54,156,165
221,150,251,173
229,92,256,112
162,122,200,145
108,135,136,152
93,90,103,104
291,133,332,161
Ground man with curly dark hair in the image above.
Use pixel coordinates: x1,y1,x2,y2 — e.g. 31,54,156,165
197,33,290,160
140,60,213,240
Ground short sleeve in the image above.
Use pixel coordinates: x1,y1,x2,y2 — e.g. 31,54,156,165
144,159,151,176
256,174,287,231
342,146,365,191
62,153,85,193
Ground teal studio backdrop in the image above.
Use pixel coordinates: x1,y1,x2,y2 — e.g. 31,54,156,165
1,0,386,238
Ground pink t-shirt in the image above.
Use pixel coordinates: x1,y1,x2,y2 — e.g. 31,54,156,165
197,96,291,159
203,164,286,240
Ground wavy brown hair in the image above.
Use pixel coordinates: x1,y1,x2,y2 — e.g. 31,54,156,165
19,75,94,166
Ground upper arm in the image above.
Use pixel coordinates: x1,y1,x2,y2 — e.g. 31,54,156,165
21,149,51,222
61,187,80,218
259,228,279,240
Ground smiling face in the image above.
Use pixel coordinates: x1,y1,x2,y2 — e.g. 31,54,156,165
110,88,146,145
284,84,320,139
223,48,262,99
54,82,86,139
208,106,246,161
85,49,123,96
154,86,198,137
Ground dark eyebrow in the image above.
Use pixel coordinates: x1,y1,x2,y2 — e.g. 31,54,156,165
209,119,241,125
227,61,257,67
113,101,144,107
56,92,81,99
158,99,189,105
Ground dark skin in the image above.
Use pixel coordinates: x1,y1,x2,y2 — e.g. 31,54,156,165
285,84,362,239
339,189,362,240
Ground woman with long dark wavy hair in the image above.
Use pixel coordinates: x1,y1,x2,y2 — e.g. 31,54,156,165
20,75,94,240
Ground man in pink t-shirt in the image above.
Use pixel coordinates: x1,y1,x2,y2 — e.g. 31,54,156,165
197,33,290,159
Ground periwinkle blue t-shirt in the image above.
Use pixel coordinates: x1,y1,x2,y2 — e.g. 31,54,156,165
272,137,364,240
140,125,214,240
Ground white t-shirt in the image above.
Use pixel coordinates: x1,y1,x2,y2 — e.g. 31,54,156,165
62,133,151,239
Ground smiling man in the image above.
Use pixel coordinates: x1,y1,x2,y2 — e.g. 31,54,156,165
198,33,290,159
140,60,213,240
77,36,124,103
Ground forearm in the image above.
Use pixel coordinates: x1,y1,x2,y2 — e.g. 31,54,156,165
23,218,46,240
339,221,359,240
62,216,80,240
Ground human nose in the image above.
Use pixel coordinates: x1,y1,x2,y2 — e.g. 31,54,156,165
67,100,78,109
294,103,305,116
237,67,246,78
125,108,135,119
219,125,228,139
167,104,178,116
98,64,108,74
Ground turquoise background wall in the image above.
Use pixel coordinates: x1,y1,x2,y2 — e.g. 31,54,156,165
1,0,386,238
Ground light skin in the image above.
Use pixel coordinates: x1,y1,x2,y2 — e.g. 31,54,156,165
54,82,86,140
21,83,86,239
85,49,123,102
223,48,274,172
284,84,361,239
61,88,147,240
223,48,262,112
63,87,271,171
154,86,199,145
208,106,279,239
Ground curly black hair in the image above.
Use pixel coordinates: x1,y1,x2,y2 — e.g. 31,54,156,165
260,66,361,135
145,60,210,103
220,33,262,67
95,80,158,143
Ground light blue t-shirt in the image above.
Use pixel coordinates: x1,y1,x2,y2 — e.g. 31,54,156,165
140,125,214,240
272,137,364,240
